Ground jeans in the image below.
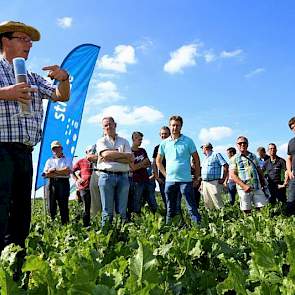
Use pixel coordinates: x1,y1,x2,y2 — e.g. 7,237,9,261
98,172,129,227
159,181,181,214
165,181,201,224
129,181,158,214
143,180,158,213
0,143,33,252
47,178,70,224
80,189,91,226
227,180,237,205
286,179,295,215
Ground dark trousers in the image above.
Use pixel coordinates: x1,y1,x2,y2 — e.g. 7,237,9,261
286,179,295,215
227,180,237,205
80,189,91,226
194,187,201,209
268,181,286,204
48,178,70,224
0,143,33,252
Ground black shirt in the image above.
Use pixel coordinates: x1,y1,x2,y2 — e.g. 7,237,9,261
262,156,286,184
288,137,295,172
153,144,166,180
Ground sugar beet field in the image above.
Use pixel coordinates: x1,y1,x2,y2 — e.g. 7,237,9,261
1,197,295,294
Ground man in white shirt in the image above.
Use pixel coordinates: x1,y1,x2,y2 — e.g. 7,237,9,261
96,117,133,228
43,141,72,224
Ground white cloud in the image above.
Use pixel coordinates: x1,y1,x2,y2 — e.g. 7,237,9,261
96,73,117,79
164,43,201,74
198,126,233,143
87,105,164,125
57,17,73,29
99,45,136,73
244,68,265,79
220,49,243,58
87,81,124,105
203,50,217,63
277,143,288,157
136,37,154,52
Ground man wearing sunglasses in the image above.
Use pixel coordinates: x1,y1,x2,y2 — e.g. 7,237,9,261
0,20,70,259
229,136,268,213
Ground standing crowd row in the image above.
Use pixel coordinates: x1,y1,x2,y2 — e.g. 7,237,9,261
43,115,295,228
0,21,294,271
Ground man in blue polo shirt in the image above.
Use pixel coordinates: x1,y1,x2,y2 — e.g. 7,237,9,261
156,115,201,224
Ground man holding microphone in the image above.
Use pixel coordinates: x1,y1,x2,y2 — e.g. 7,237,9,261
0,20,70,257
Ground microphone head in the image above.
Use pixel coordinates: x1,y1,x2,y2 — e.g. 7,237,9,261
13,57,26,76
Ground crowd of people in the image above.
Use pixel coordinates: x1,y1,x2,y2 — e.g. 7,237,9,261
42,115,295,230
0,20,294,281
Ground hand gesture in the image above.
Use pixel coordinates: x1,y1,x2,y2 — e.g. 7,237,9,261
42,65,69,81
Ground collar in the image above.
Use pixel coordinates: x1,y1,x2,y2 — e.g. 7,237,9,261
104,133,118,141
53,154,65,159
238,151,251,157
168,134,183,141
0,56,12,70
205,151,213,157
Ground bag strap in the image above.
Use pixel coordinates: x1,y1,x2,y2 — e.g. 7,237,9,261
241,153,265,186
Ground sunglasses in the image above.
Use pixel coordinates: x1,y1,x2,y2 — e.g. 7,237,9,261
237,142,248,145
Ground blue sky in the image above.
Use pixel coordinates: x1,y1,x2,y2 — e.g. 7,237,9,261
1,0,294,178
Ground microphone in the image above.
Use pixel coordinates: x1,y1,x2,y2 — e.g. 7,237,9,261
12,57,32,115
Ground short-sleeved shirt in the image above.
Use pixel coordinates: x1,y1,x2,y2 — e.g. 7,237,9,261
158,134,196,182
230,152,260,190
0,57,55,146
96,135,131,172
201,152,228,181
152,144,166,180
262,157,286,184
73,158,92,190
132,148,149,182
258,155,270,169
287,137,295,172
44,155,72,178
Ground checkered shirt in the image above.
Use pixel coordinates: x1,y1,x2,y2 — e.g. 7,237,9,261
0,57,55,146
201,152,228,181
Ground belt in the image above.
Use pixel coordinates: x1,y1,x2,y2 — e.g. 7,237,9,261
203,179,220,182
0,142,33,152
50,177,70,182
99,170,127,175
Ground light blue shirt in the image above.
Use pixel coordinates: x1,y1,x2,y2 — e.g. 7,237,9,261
158,134,196,182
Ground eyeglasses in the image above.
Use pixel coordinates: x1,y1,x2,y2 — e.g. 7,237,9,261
237,142,248,145
9,36,32,43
